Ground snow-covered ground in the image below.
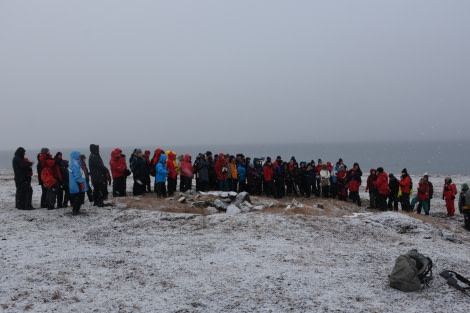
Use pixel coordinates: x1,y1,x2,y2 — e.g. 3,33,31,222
1,170,469,312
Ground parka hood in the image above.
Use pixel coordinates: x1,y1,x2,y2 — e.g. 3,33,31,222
70,150,81,161
111,148,122,159
14,147,25,158
90,144,99,155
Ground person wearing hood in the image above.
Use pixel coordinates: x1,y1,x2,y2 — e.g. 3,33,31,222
39,149,62,210
166,151,177,196
69,150,89,215
89,144,111,207
150,148,164,177
12,147,35,210
155,153,168,197
131,149,147,196
110,148,130,197
458,183,470,230
54,152,70,208
179,154,194,193
347,163,363,206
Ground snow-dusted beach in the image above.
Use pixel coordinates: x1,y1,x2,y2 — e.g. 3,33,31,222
1,170,469,313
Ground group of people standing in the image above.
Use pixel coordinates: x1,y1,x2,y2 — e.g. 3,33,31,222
11,145,470,228
365,167,463,218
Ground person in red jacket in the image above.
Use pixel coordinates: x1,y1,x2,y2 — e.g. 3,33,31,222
179,154,194,193
410,178,430,215
336,165,348,201
110,148,130,197
347,163,362,206
373,167,389,211
214,153,229,191
39,151,62,210
263,157,275,197
442,177,457,216
399,168,412,212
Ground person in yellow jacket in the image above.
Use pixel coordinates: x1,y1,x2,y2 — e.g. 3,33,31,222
228,155,238,192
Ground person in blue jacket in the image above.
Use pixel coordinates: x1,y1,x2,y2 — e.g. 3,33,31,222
69,150,88,216
155,154,168,197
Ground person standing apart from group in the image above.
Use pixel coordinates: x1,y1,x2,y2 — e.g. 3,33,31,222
442,177,457,217
12,147,35,210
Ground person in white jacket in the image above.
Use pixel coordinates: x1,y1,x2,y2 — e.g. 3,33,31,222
319,164,331,198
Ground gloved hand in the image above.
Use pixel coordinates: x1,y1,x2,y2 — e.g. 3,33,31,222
452,196,455,200
79,183,85,191
442,195,445,200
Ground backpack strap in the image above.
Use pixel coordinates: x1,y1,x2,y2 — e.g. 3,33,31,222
440,270,470,294
419,257,433,287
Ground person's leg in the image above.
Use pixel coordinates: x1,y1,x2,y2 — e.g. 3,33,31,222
422,201,430,215
40,185,48,208
15,182,25,209
24,185,34,210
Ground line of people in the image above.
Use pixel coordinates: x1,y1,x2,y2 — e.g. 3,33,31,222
11,146,470,227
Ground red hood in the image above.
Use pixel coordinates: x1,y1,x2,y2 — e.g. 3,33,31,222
111,148,122,160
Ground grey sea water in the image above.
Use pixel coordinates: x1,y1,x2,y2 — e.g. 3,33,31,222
2,140,469,175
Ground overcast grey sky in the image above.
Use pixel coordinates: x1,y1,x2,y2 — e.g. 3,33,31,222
1,0,469,150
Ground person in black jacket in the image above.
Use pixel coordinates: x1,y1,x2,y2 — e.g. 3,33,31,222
54,152,70,208
131,149,147,196
89,144,111,207
12,147,35,210
387,173,400,210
